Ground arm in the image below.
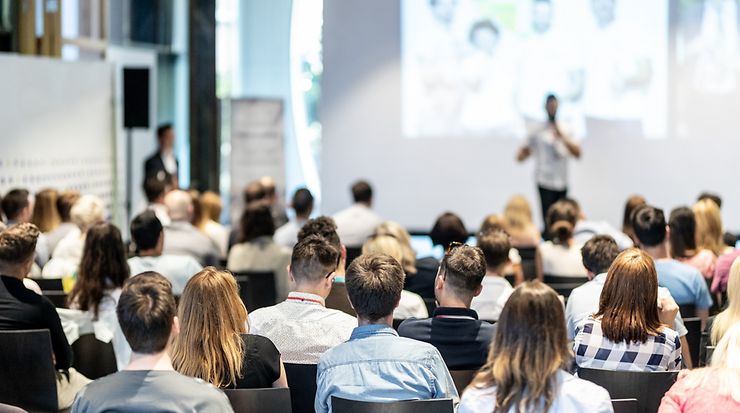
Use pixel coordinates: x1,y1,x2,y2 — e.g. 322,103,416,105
696,308,709,332
512,263,524,286
44,300,73,370
272,358,288,389
554,127,581,159
314,365,330,413
430,350,459,403
516,146,531,162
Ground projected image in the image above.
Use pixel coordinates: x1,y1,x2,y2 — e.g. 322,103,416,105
401,0,668,139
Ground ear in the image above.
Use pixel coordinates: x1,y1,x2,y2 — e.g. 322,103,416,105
287,265,295,284
473,284,483,297
171,316,180,337
435,272,445,291
665,225,671,239
325,272,336,289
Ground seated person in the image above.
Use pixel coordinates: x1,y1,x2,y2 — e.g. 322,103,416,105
248,235,356,364
710,260,740,345
172,267,287,388
1,188,50,267
459,281,612,413
574,249,682,372
569,198,633,250
374,221,432,299
332,180,383,248
711,248,740,295
0,223,89,409
71,272,233,412
128,211,202,295
162,190,219,265
471,230,515,320
669,207,716,279
538,201,588,277
398,243,495,370
274,187,314,248
45,190,81,253
478,215,524,285
193,191,229,260
315,254,457,413
501,195,541,248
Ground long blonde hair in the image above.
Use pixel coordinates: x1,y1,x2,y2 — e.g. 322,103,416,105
693,199,724,256
681,322,740,404
362,235,405,265
194,191,222,230
374,221,417,274
172,267,248,388
503,195,535,235
712,259,740,345
30,189,61,233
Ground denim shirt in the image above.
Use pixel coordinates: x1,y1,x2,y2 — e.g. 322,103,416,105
314,324,459,413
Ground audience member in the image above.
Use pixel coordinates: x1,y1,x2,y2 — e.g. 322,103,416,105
162,189,219,265
333,180,383,247
315,254,457,412
128,211,202,295
478,215,525,284
143,176,171,227
2,188,50,266
243,180,266,205
362,235,428,319
633,206,713,325
144,123,179,187
622,194,647,245
193,191,229,259
694,198,731,256
228,201,292,301
574,249,682,371
71,272,233,412
669,207,716,279
459,281,612,413
274,187,314,248
297,216,347,279
697,192,737,248
30,189,60,234
502,195,541,247
569,198,633,250
710,259,740,345
260,176,289,227
172,267,287,388
0,223,89,409
659,323,740,413
249,235,356,364
399,243,495,369
419,211,470,296
538,200,587,277
471,230,515,321
374,221,433,298
45,190,81,252
711,250,740,295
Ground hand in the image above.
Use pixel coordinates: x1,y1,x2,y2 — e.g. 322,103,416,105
657,295,679,327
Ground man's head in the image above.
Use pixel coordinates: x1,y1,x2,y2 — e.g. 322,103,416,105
56,191,80,223
238,201,275,243
157,123,174,153
632,205,667,248
117,272,178,355
430,212,468,250
1,189,31,223
545,94,559,121
298,216,345,272
131,211,164,254
581,235,620,278
0,223,39,277
259,176,278,204
292,188,314,219
477,230,511,273
351,180,373,205
346,253,405,322
143,176,167,204
532,0,553,33
436,243,486,305
243,180,266,205
164,190,193,222
290,235,340,295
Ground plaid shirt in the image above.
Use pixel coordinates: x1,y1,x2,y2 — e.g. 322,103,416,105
574,316,682,372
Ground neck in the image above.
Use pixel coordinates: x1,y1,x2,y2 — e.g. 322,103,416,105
644,243,670,260
485,267,504,277
293,283,330,299
296,214,310,221
436,293,471,309
125,350,173,371
357,314,393,327
138,248,162,257
0,263,29,279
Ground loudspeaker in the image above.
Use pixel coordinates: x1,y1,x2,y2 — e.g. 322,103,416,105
123,68,150,129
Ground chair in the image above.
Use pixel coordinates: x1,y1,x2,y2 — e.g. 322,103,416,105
284,363,318,413
331,397,454,413
71,333,118,379
325,282,355,317
543,275,588,298
611,398,639,413
422,298,437,316
0,330,58,412
678,304,696,319
517,246,538,281
504,275,516,285
225,388,292,413
704,346,716,365
345,247,363,267
682,317,702,367
392,319,404,330
450,370,476,395
233,271,276,312
578,368,678,413
29,278,67,308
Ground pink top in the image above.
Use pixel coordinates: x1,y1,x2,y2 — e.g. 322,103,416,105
659,372,740,413
677,249,716,279
711,249,740,294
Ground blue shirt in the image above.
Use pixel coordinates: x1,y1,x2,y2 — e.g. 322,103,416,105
654,259,713,309
314,324,458,413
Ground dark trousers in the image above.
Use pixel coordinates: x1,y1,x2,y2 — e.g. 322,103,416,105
538,185,567,234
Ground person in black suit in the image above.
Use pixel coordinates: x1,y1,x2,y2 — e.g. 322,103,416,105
144,123,179,188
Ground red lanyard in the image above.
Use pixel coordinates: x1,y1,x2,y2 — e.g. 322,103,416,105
286,296,324,305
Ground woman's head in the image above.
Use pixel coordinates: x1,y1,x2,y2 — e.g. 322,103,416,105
473,281,570,412
238,201,275,243
546,200,578,245
693,199,724,256
622,195,646,236
30,189,61,233
668,207,697,259
172,267,248,388
430,212,468,250
194,191,222,229
479,214,505,235
711,259,740,345
503,195,534,232
374,221,417,274
69,223,130,315
596,248,661,344
70,195,105,233
362,235,405,266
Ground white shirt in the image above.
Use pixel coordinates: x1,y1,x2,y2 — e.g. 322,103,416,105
249,292,357,364
471,276,514,321
333,203,383,247
147,203,171,227
458,370,613,413
394,290,429,320
127,255,203,295
274,218,307,249
41,258,78,279
539,241,588,277
202,220,229,259
45,222,78,253
52,228,83,261
162,151,177,175
527,121,575,191
573,220,633,250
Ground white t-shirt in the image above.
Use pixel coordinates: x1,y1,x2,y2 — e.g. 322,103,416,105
333,204,383,247
527,121,575,191
127,255,203,295
471,276,514,321
539,241,587,277
394,290,429,320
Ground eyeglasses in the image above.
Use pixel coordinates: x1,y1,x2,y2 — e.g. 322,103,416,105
446,241,464,253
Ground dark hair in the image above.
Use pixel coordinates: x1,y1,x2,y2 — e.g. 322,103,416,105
243,181,266,204
117,272,176,354
669,207,697,259
477,230,511,269
697,192,722,209
292,188,314,217
622,195,647,242
469,19,500,44
346,253,405,321
130,210,163,252
632,205,666,247
143,176,167,203
238,201,275,242
57,191,81,222
68,223,130,316
430,212,468,250
1,189,29,221
0,223,39,264
157,123,173,140
546,93,558,103
351,180,373,204
546,200,578,244
581,235,620,275
298,216,341,251
439,244,486,297
291,235,340,283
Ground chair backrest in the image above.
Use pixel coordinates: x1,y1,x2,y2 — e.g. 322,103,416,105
705,346,716,365
543,275,588,298
517,247,538,281
71,333,118,379
232,271,276,312
682,317,702,367
284,363,318,413
578,368,678,413
325,282,355,317
0,330,58,412
345,247,363,267
611,398,639,413
28,278,67,308
678,304,696,319
450,370,476,395
225,388,292,413
331,397,454,413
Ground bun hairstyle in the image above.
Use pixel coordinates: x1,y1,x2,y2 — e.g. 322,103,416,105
546,200,578,245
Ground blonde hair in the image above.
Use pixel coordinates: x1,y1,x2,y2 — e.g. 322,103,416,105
362,235,405,265
172,267,248,388
693,199,724,256
30,189,61,233
503,196,535,237
712,259,740,345
70,195,105,232
681,323,740,404
194,191,222,230
374,221,416,274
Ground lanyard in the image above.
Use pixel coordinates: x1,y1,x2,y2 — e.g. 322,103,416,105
286,295,324,306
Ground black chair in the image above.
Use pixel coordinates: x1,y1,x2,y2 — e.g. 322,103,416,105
698,316,715,367
0,330,57,412
422,298,437,316
331,397,454,413
225,388,292,413
392,319,404,330
345,247,363,268
450,370,476,395
678,304,696,319
29,278,67,308
325,282,355,317
543,275,588,298
284,363,318,413
233,271,276,312
578,368,678,413
504,275,516,285
517,247,538,281
682,317,702,367
612,398,639,413
71,333,118,379
704,346,716,365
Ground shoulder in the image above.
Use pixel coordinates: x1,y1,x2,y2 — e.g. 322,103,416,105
397,318,431,337
459,385,497,413
243,333,280,354
559,372,612,407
